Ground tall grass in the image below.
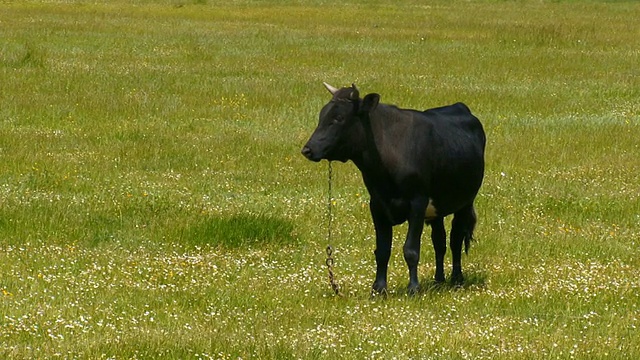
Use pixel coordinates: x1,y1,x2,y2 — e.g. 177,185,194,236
1,0,639,358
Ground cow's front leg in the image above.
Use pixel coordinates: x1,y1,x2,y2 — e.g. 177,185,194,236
404,199,428,294
370,198,392,294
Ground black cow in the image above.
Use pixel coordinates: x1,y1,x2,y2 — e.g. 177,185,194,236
302,83,486,294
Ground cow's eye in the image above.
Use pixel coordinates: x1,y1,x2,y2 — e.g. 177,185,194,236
333,115,344,124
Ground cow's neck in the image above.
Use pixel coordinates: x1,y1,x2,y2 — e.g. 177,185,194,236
351,108,400,197
351,113,383,175
350,109,407,223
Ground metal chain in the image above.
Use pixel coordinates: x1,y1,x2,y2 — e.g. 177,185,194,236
327,160,333,245
325,161,343,296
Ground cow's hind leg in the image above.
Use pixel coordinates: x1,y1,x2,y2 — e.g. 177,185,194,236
429,217,446,283
450,204,477,284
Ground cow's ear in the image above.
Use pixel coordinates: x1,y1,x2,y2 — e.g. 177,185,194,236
361,93,380,113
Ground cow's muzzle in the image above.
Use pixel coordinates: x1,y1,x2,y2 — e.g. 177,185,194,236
301,145,321,162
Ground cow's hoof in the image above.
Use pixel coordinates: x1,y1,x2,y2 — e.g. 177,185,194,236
407,283,421,296
370,288,387,299
372,280,387,295
434,274,446,283
451,272,464,286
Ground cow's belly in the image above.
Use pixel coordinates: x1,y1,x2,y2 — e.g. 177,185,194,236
386,197,439,224
429,184,480,218
386,198,410,225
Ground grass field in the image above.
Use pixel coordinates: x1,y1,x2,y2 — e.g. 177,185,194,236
1,0,639,358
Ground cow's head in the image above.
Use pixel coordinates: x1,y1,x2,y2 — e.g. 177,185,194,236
301,82,380,162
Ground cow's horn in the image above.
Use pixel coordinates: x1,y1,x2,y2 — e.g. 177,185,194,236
349,83,359,100
323,82,339,95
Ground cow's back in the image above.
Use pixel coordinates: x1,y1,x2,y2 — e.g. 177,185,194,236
419,102,486,214
424,103,485,143
421,102,485,159
365,101,485,215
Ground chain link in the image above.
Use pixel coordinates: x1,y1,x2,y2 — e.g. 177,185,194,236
327,161,333,243
326,245,342,296
325,161,343,296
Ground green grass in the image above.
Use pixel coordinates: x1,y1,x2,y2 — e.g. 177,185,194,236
1,0,639,358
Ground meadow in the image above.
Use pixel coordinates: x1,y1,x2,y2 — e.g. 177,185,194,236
1,0,639,358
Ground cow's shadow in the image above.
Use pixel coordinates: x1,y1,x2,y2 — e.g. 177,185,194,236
183,213,296,248
426,269,487,292
368,269,488,299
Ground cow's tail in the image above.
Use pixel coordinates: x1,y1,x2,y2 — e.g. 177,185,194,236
458,205,477,255
463,229,474,255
